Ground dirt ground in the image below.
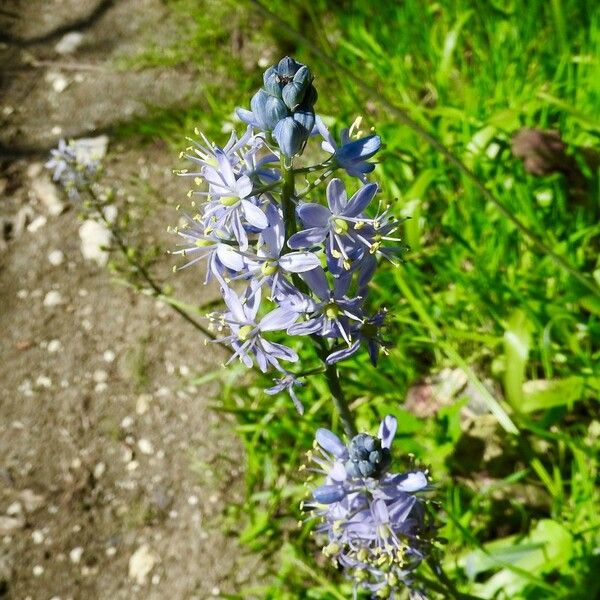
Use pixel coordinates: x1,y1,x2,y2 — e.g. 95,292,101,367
0,1,268,598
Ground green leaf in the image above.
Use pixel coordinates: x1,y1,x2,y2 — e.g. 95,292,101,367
503,310,532,408
521,377,600,413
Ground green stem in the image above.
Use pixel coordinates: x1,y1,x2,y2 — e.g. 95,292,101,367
279,159,357,437
281,156,297,244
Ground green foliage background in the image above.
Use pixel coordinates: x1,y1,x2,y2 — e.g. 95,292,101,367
121,1,600,597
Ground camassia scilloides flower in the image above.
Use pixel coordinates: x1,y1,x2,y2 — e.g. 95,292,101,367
303,416,434,599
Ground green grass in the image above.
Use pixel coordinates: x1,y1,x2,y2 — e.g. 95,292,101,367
119,0,600,597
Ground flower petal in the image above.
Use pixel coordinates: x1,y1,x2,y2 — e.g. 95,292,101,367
287,227,328,249
378,415,397,450
397,471,428,492
216,245,245,271
297,203,331,228
344,183,378,217
326,178,347,214
260,307,298,332
313,484,345,504
241,200,268,229
279,251,321,273
316,428,347,458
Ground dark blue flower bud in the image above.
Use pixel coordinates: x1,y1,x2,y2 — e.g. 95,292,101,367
273,116,306,157
281,66,312,110
292,106,315,136
313,484,346,504
277,56,302,78
263,66,282,98
250,90,288,131
345,433,391,479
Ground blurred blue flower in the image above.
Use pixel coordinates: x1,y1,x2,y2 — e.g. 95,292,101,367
45,138,99,200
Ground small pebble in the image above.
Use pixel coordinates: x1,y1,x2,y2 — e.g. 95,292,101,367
48,249,64,266
92,369,107,383
27,215,47,233
47,339,62,353
43,290,64,307
6,501,22,516
69,546,83,563
35,375,52,389
106,546,116,557
32,565,44,576
187,495,199,506
121,416,134,429
32,530,44,544
103,350,115,363
137,438,154,455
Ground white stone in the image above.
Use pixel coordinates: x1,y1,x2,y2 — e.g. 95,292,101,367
35,375,52,389
120,416,134,429
27,215,47,233
20,489,45,512
93,462,106,479
128,544,157,585
0,515,24,534
103,350,116,363
69,546,84,564
32,530,45,544
48,339,62,353
55,32,84,55
187,495,198,506
48,249,65,266
43,290,64,307
92,369,108,383
79,219,112,266
135,394,151,415
6,502,22,516
137,438,154,455
32,565,44,576
72,135,109,163
106,546,116,557
31,177,66,216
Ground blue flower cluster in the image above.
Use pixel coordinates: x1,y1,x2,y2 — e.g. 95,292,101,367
172,56,402,411
305,416,432,598
45,139,100,200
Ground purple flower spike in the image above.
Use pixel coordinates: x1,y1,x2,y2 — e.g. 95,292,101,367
304,416,433,598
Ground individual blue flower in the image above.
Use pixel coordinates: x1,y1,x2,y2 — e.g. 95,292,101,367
243,204,321,296
287,178,378,272
265,372,304,414
198,149,268,250
212,287,299,372
170,213,246,286
316,116,381,182
326,311,389,366
288,267,364,346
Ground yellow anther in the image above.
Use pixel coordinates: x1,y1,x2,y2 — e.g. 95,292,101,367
220,196,239,207
238,325,254,341
333,218,348,234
